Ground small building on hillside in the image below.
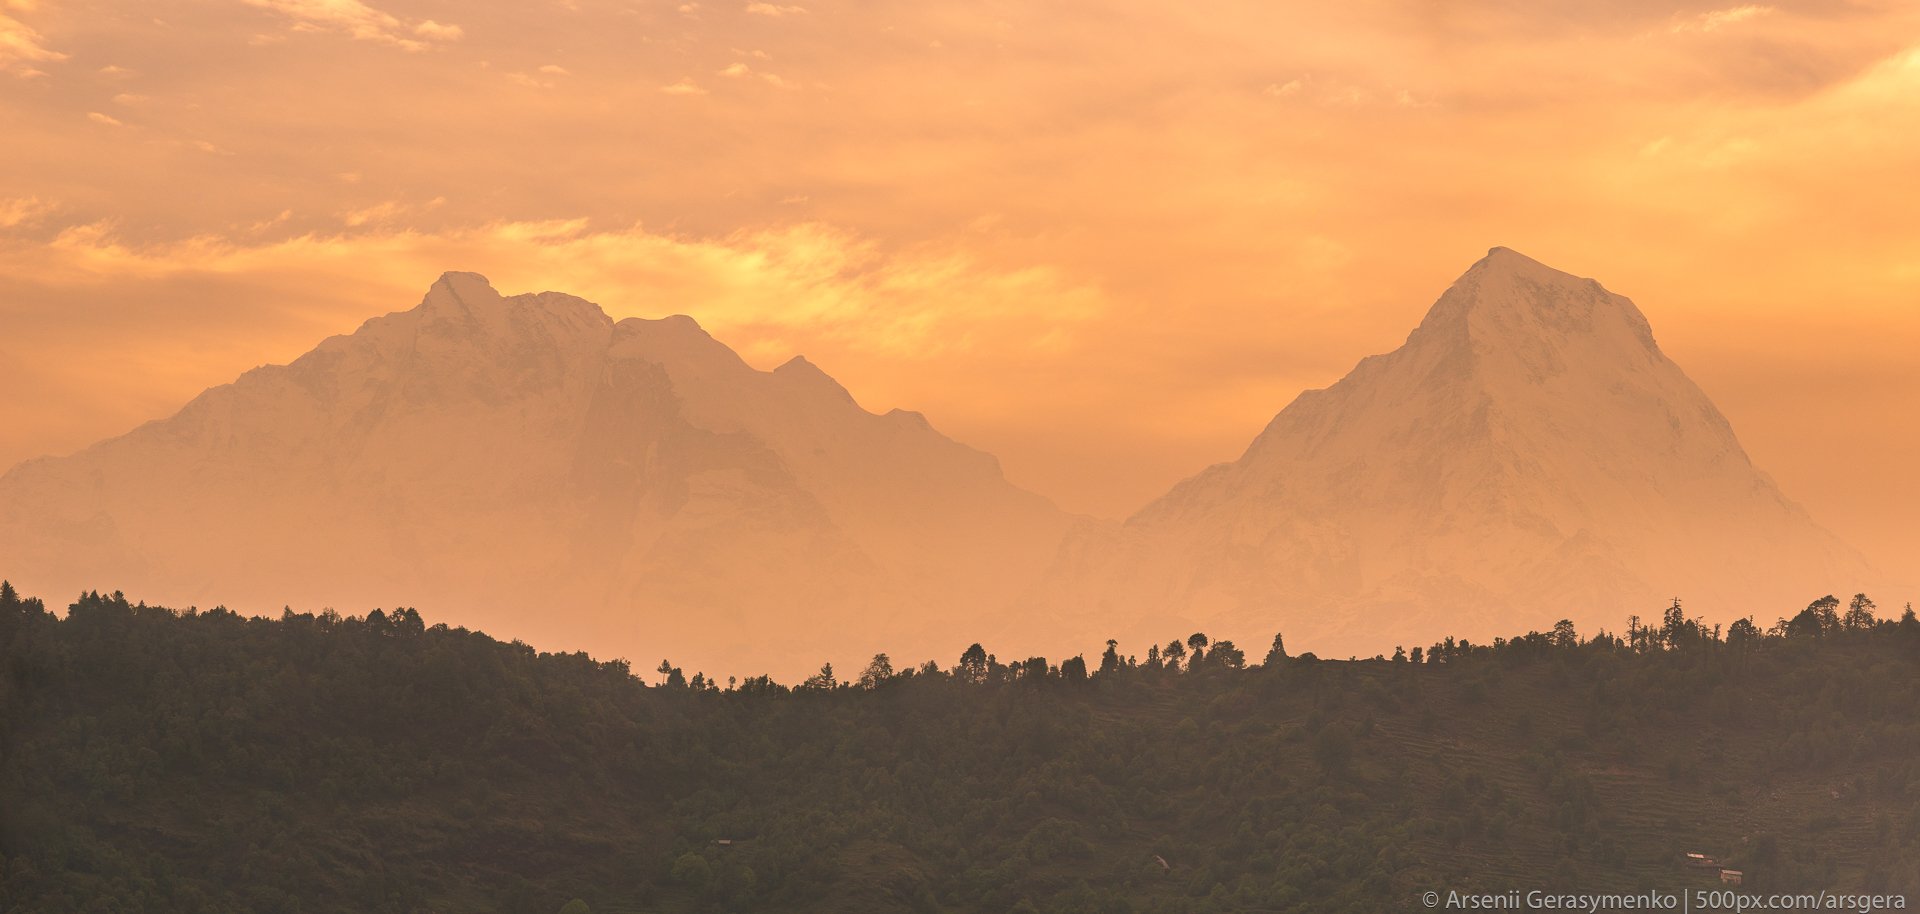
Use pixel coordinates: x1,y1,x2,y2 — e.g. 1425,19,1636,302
1720,870,1743,886
1684,852,1720,868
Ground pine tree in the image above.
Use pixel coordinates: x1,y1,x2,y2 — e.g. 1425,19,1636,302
1263,632,1288,667
1844,594,1878,630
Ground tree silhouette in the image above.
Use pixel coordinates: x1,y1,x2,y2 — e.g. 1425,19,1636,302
858,653,894,689
1809,594,1842,634
1208,640,1245,669
1264,633,1288,666
802,662,837,690
1060,655,1089,682
1844,594,1878,630
1163,640,1186,670
957,643,988,685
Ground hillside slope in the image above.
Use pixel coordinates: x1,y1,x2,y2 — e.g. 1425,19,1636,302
3,585,1916,913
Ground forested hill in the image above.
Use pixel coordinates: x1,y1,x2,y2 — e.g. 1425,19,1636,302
3,584,1918,914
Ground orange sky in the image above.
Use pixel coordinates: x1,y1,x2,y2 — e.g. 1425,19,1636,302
3,0,1918,588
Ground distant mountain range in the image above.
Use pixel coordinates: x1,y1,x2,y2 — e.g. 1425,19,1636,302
0,251,1887,674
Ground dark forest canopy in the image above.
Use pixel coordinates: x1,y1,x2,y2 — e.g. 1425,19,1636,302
3,582,1919,914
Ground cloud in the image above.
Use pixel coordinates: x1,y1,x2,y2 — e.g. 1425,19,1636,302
413,19,462,41
744,2,805,16
2,219,1101,349
1260,74,1421,108
0,11,65,75
87,112,125,127
1674,5,1774,33
341,200,406,226
507,70,560,88
718,61,790,86
242,0,461,50
0,196,53,229
659,77,706,95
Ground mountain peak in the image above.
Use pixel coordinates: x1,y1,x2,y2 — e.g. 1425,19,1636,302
416,271,521,332
1482,245,1534,262
1412,248,1654,356
774,355,855,403
1465,246,1594,293
410,273,615,345
422,271,502,312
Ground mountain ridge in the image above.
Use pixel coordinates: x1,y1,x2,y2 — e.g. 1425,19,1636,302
0,272,1073,678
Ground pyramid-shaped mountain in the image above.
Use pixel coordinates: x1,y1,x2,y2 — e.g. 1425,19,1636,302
1033,247,1878,657
0,273,1072,676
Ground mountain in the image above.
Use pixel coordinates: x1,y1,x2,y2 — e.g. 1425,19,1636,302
0,272,1072,677
1032,247,1880,658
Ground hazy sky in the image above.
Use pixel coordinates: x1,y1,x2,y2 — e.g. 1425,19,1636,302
3,0,1918,582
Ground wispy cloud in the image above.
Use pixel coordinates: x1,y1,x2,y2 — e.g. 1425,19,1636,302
745,2,805,16
241,0,462,51
659,77,707,95
718,61,791,86
0,10,65,76
341,200,406,226
1673,5,1774,33
0,196,53,229
413,20,462,41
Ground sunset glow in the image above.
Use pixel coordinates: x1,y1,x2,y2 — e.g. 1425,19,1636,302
4,0,1918,584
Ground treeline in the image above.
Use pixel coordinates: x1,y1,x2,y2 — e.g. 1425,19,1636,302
655,592,1917,695
3,582,1918,914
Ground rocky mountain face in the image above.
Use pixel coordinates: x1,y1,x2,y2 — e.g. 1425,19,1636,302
1030,248,1879,658
0,273,1072,677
